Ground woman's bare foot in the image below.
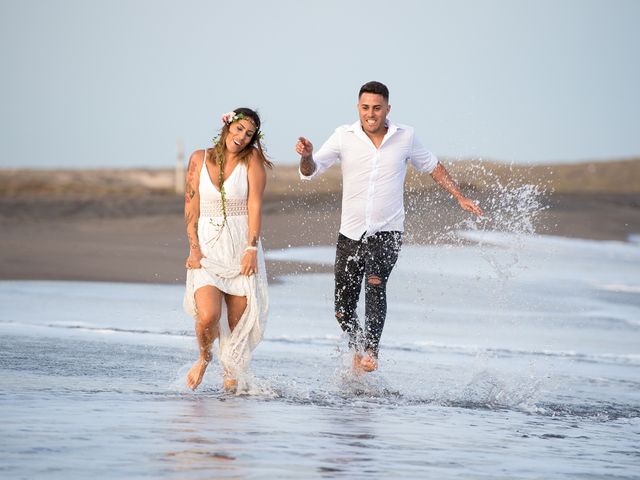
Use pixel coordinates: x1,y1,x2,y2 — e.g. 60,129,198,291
186,356,210,390
223,369,238,392
223,377,238,391
360,351,378,372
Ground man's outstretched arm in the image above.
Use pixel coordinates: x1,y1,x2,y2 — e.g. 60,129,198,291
430,162,484,217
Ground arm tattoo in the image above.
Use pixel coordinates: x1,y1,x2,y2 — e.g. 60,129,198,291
184,179,196,203
184,156,199,203
300,155,316,176
187,230,200,250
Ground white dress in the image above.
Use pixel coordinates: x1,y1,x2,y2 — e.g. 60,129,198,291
183,150,269,377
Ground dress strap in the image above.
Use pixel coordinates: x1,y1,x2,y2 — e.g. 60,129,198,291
201,148,208,174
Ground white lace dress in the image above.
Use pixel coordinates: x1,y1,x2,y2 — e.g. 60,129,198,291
183,150,268,377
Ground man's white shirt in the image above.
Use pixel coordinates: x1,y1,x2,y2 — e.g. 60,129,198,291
300,120,438,240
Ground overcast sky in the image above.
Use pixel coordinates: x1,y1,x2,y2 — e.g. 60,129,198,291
1,0,639,169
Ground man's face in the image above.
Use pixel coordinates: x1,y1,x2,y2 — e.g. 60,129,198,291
358,93,391,136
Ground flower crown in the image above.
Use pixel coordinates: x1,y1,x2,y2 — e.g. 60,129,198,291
221,111,264,141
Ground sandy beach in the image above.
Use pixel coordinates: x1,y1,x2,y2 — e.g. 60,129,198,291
1,160,639,479
1,160,639,284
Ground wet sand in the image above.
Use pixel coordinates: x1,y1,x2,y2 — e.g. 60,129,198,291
2,236,639,479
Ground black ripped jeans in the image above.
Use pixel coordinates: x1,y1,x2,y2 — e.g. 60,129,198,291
334,231,402,356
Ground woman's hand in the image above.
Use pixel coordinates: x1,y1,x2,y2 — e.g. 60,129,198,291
185,249,204,269
241,249,258,276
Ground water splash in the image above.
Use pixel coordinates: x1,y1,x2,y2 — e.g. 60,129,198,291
455,169,548,280
170,362,279,399
406,159,549,239
455,368,543,411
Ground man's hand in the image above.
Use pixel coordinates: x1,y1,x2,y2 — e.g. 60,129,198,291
296,137,313,157
457,196,484,217
297,137,316,176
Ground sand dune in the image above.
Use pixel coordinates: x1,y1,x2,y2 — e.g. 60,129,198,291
2,157,639,198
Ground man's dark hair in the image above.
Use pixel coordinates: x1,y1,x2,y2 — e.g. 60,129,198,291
358,81,389,101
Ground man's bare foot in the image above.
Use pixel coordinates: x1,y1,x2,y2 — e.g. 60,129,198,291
360,351,378,372
186,357,210,390
352,353,365,375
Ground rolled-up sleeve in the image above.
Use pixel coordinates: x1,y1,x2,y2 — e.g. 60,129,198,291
299,129,341,180
408,133,438,174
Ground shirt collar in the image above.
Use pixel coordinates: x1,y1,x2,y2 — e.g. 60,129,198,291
348,119,401,146
347,119,402,132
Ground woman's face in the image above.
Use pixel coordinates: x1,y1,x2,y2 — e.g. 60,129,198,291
225,118,257,154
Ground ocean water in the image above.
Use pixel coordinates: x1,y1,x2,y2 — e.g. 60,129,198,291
1,232,639,479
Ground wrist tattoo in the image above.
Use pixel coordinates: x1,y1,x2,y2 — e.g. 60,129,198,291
188,231,199,250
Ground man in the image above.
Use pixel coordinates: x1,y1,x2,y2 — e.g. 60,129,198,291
296,81,483,373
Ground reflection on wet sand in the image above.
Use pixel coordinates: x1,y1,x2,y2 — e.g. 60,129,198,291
164,397,249,478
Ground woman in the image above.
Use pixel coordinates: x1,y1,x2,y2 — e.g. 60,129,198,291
183,108,272,391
